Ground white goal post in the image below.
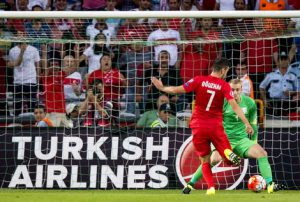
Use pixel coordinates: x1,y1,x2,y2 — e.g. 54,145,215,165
1,10,300,19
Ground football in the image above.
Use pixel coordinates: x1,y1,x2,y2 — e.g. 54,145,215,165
248,175,267,193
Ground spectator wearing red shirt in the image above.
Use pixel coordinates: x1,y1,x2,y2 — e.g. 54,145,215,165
88,54,126,120
187,18,222,68
180,39,210,83
117,18,150,42
240,18,279,96
42,53,77,127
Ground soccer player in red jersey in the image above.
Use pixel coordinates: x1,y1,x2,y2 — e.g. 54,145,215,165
151,58,254,195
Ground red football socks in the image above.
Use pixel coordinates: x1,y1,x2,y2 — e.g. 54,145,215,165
202,162,215,188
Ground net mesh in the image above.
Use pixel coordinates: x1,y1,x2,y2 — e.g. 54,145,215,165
0,15,300,189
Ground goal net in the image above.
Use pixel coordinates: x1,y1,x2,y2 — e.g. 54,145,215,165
0,11,300,190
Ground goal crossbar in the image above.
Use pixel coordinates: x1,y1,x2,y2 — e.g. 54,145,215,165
1,10,300,19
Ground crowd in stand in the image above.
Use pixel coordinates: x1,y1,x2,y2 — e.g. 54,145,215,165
1,0,300,128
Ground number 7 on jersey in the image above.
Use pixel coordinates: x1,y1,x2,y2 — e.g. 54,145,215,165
206,90,215,111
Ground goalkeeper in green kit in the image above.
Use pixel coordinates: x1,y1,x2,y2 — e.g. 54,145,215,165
183,79,284,194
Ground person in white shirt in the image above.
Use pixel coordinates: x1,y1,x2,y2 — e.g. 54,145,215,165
79,33,111,74
147,19,181,67
8,42,40,116
63,55,85,107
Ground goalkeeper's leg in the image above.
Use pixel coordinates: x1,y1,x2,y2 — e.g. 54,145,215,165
245,143,285,193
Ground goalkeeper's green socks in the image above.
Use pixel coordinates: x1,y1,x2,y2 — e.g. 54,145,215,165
189,164,203,186
258,156,273,185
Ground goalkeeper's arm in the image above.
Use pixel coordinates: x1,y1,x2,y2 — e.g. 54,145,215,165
249,101,258,142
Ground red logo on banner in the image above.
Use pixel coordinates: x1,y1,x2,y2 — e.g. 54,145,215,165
176,136,248,190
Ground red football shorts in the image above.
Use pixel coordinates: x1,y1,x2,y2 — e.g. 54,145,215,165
191,126,232,158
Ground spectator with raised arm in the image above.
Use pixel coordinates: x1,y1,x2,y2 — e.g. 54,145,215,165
144,50,183,111
8,38,40,116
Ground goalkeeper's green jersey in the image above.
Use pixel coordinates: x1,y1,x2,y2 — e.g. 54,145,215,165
223,95,258,145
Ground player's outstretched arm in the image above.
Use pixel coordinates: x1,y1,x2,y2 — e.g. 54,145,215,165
228,99,254,135
151,77,186,94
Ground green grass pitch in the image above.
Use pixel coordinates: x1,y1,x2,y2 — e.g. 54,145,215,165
0,190,299,202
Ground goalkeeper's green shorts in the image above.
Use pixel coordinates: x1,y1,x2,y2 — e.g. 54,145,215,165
232,138,256,158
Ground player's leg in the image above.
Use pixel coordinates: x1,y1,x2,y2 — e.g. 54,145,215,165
245,142,283,193
184,127,215,195
212,129,240,166
188,150,222,187
235,139,284,193
199,155,215,195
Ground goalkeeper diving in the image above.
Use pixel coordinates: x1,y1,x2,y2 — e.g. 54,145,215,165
183,79,284,194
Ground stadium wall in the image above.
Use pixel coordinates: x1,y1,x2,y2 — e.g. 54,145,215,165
0,128,299,190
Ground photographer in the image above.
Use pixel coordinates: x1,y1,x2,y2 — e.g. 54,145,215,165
83,79,113,127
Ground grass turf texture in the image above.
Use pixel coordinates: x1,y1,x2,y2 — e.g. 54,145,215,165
0,190,299,202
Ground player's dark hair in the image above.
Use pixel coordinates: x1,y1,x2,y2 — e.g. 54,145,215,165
212,58,230,72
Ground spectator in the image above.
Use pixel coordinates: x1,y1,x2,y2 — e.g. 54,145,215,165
215,0,248,10
82,0,106,10
119,0,137,11
105,0,124,37
41,52,78,127
25,19,52,50
215,0,248,26
147,19,181,67
15,0,29,10
240,18,279,96
86,19,112,42
168,0,180,10
119,43,152,115
34,104,53,127
53,0,68,10
254,0,289,31
63,55,85,106
180,37,210,83
83,79,113,126
235,63,254,98
131,0,157,24
117,18,149,42
8,40,40,116
137,94,177,127
198,0,216,10
150,103,177,127
180,0,198,30
222,0,253,36
166,1,193,32
187,18,222,68
144,50,183,111
88,54,126,121
28,0,51,10
259,51,298,116
80,33,111,74
180,0,198,10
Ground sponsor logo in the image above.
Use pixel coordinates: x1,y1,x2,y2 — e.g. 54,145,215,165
175,136,248,190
